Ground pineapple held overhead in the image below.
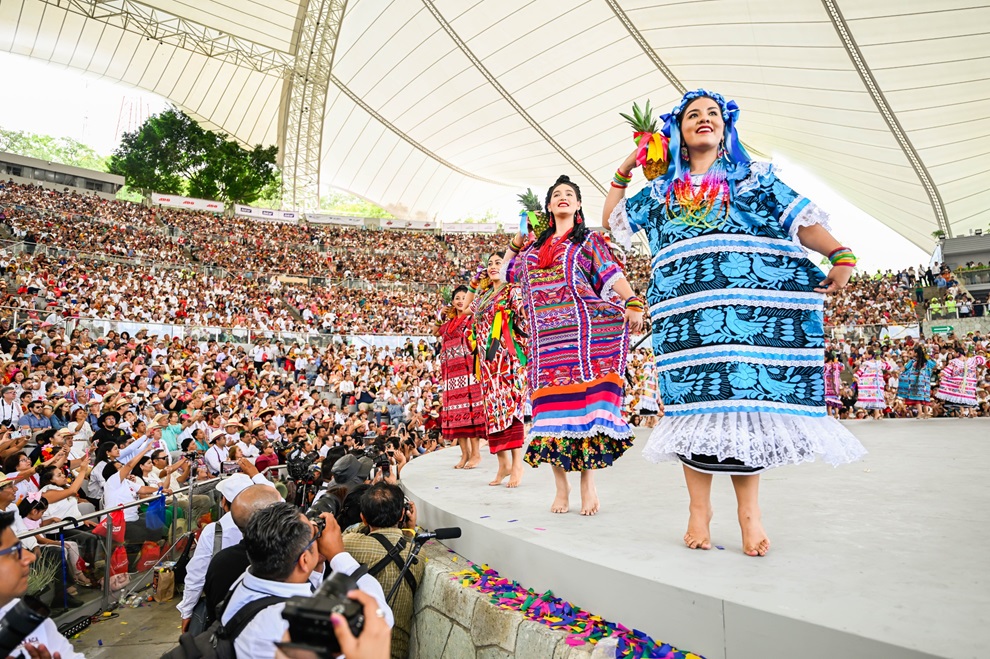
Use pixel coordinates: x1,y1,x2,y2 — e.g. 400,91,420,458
620,101,669,180
517,188,549,238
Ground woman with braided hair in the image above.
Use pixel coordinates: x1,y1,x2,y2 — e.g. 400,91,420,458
604,89,865,556
436,285,487,469
502,175,644,516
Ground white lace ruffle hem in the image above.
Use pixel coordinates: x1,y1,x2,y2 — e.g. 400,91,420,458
642,411,866,469
935,392,977,406
607,202,634,250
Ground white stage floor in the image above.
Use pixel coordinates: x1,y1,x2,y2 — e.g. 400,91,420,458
402,419,990,659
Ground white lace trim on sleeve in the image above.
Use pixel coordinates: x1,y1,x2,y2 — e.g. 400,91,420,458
608,201,634,250
783,198,833,250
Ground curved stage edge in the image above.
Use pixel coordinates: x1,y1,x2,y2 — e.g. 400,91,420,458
402,420,989,659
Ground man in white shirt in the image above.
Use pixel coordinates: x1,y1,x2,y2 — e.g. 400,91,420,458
204,430,229,476
177,471,279,632
0,504,84,658
221,501,392,659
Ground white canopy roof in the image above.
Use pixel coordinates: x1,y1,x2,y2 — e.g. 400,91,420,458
1,0,986,247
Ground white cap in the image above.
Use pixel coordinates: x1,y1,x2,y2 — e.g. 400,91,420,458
215,473,253,504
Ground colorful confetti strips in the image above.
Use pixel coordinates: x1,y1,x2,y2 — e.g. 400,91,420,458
452,563,705,659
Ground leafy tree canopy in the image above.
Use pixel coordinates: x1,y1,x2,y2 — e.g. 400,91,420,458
0,127,109,172
107,107,279,206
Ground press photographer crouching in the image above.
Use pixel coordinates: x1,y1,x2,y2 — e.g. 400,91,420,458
0,511,83,659
222,502,393,658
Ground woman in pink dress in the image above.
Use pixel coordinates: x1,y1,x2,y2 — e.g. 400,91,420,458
935,344,987,417
823,350,844,419
854,347,888,419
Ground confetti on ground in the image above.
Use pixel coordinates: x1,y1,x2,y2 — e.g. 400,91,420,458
715,546,725,551
453,563,705,659
534,527,546,531
480,515,491,519
507,519,518,523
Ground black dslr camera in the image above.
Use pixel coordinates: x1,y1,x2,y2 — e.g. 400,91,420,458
0,596,49,657
279,571,365,658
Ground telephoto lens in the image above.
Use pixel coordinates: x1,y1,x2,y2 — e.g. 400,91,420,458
279,572,365,658
0,596,50,657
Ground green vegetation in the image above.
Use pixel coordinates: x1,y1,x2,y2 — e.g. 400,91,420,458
0,126,109,172
319,191,393,218
108,107,279,205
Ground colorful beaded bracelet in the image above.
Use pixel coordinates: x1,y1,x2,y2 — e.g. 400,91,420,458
828,247,857,268
624,296,645,311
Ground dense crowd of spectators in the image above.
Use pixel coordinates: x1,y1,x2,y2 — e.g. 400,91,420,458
2,179,989,342
827,332,988,418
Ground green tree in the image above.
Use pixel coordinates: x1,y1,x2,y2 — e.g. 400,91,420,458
319,191,393,218
187,137,279,206
108,107,279,205
0,126,109,171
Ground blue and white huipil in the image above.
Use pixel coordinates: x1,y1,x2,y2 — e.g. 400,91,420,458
610,162,865,470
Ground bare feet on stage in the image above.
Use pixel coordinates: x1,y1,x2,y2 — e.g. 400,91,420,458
464,437,482,469
507,463,523,488
454,457,466,469
550,466,569,513
739,507,770,557
579,470,599,516
731,474,769,556
683,505,713,550
489,452,510,486
454,438,467,468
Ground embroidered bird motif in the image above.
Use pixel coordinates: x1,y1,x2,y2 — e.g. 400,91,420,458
654,268,689,295
756,365,798,400
660,372,696,403
724,306,766,340
750,253,796,286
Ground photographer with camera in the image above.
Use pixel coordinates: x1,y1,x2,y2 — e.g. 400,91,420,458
0,510,83,658
222,502,392,658
341,483,422,659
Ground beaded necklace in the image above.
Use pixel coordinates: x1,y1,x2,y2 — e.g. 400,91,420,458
664,157,730,229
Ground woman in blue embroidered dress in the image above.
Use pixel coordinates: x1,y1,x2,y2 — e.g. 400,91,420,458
603,90,866,556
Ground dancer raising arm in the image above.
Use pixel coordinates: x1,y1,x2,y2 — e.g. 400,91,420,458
502,176,643,516
603,89,866,555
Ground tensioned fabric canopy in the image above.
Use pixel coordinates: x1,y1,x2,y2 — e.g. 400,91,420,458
1,0,986,247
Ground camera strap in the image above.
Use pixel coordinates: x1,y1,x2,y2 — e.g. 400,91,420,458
367,534,418,594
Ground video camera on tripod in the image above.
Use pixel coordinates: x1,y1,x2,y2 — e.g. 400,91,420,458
279,527,461,658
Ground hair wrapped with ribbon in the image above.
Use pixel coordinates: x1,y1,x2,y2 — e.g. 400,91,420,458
660,88,751,182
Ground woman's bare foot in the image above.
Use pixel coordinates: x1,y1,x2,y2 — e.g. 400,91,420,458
488,468,509,486
684,505,713,550
551,488,570,513
579,472,600,516
464,457,481,469
453,458,466,469
507,464,523,488
739,507,770,556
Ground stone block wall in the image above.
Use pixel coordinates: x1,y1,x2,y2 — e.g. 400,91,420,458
409,542,617,659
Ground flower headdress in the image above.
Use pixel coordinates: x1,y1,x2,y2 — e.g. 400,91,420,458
660,89,751,181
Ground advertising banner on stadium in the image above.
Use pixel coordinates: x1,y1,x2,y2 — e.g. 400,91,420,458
234,205,298,223
151,193,224,213
442,223,499,233
381,219,436,231
306,214,366,227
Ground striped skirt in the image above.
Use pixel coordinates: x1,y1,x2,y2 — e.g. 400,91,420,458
524,372,634,472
